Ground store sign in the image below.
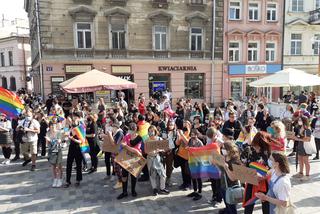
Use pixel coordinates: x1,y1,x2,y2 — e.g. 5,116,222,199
158,66,197,72
112,65,131,74
46,66,53,71
65,65,92,73
117,75,133,82
245,65,266,74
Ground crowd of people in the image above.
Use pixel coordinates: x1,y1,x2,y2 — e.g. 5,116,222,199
1,89,319,214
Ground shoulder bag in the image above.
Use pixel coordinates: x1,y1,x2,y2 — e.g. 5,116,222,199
303,134,317,155
224,173,244,205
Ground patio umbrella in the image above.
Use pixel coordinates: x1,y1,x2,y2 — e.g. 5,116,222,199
249,68,320,88
60,69,137,93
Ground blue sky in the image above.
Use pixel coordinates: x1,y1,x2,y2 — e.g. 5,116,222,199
0,0,27,20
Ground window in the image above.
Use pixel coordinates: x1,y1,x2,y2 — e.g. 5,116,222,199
266,42,276,62
111,24,126,49
190,28,202,51
2,77,7,89
248,42,259,62
313,34,320,55
248,3,259,21
291,0,303,12
149,74,170,97
246,78,258,97
267,3,277,21
190,0,204,4
228,42,240,62
290,34,302,55
0,52,4,67
8,51,13,66
229,1,241,20
9,77,16,91
154,26,167,51
317,0,320,9
76,23,92,49
185,73,204,99
231,78,243,100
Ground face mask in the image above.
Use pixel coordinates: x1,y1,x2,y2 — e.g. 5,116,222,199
221,149,227,156
148,131,155,137
298,121,303,126
268,159,273,168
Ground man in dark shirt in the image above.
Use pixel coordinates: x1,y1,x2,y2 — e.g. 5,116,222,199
283,91,292,103
222,112,243,140
298,91,308,105
62,97,73,118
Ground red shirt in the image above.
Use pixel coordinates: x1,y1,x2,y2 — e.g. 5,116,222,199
138,102,146,115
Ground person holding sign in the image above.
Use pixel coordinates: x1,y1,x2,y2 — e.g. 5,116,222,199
146,125,169,196
242,131,271,214
117,123,142,200
255,152,292,214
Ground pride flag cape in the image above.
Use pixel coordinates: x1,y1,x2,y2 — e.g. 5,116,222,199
0,87,24,118
138,121,150,142
188,143,221,179
73,123,90,153
249,162,268,176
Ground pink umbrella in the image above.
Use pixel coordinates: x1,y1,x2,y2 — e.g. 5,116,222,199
59,69,137,93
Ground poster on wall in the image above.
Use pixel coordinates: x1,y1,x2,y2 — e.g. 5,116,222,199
153,82,166,92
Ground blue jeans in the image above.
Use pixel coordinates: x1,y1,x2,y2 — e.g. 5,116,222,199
220,188,237,214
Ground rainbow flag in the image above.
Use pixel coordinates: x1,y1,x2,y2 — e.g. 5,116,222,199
73,123,90,153
0,87,24,118
48,114,65,122
138,121,150,142
188,144,221,179
249,162,268,176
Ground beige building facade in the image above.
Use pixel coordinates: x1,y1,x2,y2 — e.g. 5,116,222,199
25,0,224,106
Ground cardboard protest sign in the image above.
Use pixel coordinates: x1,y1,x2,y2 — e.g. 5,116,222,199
115,148,147,178
101,136,120,153
232,164,259,186
144,140,169,154
210,152,225,167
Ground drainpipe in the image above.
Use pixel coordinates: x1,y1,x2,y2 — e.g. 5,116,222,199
211,0,216,107
22,37,27,89
35,0,44,99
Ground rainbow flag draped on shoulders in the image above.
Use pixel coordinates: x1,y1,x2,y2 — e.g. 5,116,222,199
138,121,150,142
0,87,24,118
188,143,221,179
73,123,90,153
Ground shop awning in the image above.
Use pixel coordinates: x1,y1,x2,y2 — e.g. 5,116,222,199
249,68,320,88
59,69,137,93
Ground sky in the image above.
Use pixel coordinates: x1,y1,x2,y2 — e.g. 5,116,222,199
0,0,28,20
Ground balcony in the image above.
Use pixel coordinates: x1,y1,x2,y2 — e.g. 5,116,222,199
309,8,320,24
109,0,128,6
72,0,93,4
152,0,168,9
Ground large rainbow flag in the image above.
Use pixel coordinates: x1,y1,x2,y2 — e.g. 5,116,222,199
188,143,221,179
73,123,90,153
0,87,24,118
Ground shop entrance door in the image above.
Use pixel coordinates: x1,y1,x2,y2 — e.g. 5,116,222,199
149,74,170,100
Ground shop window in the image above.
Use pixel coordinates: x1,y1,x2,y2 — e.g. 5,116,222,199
230,78,243,100
9,76,16,91
185,73,204,99
245,78,258,97
149,74,171,100
75,23,93,49
2,77,7,89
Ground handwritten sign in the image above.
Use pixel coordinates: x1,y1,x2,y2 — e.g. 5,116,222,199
144,140,169,154
115,148,147,178
210,152,225,167
232,164,259,186
101,136,120,154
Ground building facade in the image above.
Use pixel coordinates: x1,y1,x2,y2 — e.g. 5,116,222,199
283,0,320,93
223,0,284,101
0,19,31,92
24,0,224,106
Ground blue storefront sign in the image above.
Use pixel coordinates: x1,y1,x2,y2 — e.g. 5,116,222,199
229,64,282,75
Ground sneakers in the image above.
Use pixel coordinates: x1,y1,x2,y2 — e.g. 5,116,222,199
113,181,122,189
88,168,97,174
30,165,36,171
300,176,310,181
1,159,10,165
132,191,138,197
117,192,128,200
11,156,20,161
52,179,58,188
153,189,158,196
64,182,71,188
193,193,202,201
22,159,31,167
292,173,303,178
159,189,170,195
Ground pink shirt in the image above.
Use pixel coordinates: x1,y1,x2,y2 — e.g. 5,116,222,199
123,133,142,153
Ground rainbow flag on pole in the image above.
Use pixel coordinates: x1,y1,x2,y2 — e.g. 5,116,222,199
188,143,222,179
73,123,90,153
249,162,268,176
0,87,24,118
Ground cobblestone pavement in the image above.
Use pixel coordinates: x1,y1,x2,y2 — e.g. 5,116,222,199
0,148,319,214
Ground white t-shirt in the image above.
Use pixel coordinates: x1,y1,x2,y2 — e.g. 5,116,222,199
20,118,40,142
271,170,291,202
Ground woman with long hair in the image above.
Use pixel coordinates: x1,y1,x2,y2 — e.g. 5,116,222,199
256,152,292,214
86,114,100,174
